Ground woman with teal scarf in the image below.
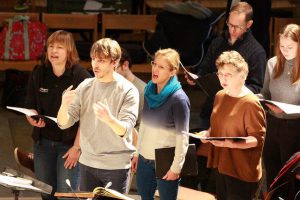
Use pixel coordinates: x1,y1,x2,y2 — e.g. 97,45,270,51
132,48,190,200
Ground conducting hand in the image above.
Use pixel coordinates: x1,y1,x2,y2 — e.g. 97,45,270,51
93,100,113,124
61,85,75,108
209,139,236,148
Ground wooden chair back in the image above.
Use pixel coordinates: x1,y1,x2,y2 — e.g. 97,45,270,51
41,13,98,42
101,14,156,38
0,12,39,28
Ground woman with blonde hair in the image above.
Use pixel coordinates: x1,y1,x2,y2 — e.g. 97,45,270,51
132,48,190,200
259,24,300,195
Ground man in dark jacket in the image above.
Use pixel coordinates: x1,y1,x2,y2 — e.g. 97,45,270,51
183,2,267,194
186,1,266,128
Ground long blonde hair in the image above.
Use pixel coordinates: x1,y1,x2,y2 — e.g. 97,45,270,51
274,24,300,84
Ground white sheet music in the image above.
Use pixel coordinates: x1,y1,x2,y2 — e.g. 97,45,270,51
6,106,57,123
0,174,42,192
261,100,300,114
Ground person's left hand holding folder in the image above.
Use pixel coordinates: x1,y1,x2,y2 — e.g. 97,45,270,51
183,68,199,86
255,94,284,114
25,85,74,128
26,109,46,128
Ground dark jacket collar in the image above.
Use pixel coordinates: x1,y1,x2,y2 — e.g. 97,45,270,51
223,29,252,46
45,61,73,78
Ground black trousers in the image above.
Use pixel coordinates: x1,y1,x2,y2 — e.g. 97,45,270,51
263,114,300,188
215,170,258,200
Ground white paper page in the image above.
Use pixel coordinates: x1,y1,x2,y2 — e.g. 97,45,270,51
0,174,42,192
7,106,57,123
182,131,207,139
182,131,247,141
6,106,36,116
263,100,300,114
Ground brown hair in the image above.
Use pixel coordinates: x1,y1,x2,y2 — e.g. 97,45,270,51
46,30,79,69
274,24,300,84
155,48,180,73
230,2,253,22
90,38,121,62
119,47,132,69
216,50,249,75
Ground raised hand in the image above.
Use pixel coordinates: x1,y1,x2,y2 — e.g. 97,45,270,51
61,85,75,107
93,99,113,124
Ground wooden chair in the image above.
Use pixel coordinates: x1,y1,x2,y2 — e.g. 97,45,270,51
0,12,40,71
101,14,156,38
42,13,99,69
0,12,39,26
42,13,98,42
101,14,157,74
271,17,300,55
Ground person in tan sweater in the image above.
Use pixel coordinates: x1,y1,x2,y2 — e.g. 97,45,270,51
201,50,266,200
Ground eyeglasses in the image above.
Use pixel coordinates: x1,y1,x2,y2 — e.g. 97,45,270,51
216,72,234,79
226,20,246,31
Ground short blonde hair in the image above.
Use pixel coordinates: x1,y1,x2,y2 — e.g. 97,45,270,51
154,48,180,72
90,38,121,62
216,50,248,75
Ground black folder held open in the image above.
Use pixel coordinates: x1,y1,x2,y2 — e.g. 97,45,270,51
154,144,198,178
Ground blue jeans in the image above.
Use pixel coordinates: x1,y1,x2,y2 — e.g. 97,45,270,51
34,138,79,200
79,163,131,194
136,155,180,200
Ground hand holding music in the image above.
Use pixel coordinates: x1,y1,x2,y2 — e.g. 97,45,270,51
209,139,236,148
265,103,284,114
25,109,45,127
198,130,210,143
184,71,196,86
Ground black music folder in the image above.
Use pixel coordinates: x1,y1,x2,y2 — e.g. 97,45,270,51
197,73,222,97
155,144,198,178
181,65,221,97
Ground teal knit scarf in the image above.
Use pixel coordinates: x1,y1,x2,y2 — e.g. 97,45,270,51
145,76,182,109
